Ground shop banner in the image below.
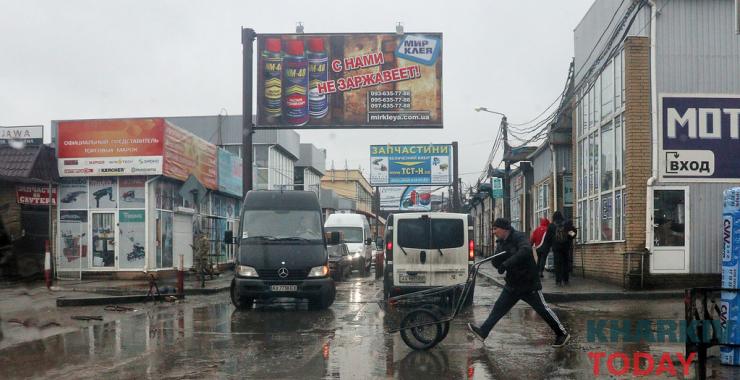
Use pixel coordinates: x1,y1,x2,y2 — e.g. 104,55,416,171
57,118,164,176
370,144,452,185
218,149,243,196
59,178,88,210
380,186,432,211
119,177,146,209
16,185,57,205
1,125,43,145
163,122,218,190
256,33,443,129
119,210,145,269
660,95,740,180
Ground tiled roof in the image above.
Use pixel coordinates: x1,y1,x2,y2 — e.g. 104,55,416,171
0,145,57,182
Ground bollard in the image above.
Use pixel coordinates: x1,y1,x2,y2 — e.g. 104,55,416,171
44,240,52,289
177,254,184,294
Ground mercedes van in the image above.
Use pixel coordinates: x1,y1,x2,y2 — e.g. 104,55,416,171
383,212,475,305
324,213,373,275
231,191,336,310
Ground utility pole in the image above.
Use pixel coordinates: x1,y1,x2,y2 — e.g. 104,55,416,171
501,116,511,220
452,141,459,212
241,28,256,195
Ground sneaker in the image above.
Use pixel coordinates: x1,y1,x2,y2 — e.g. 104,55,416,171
467,323,486,342
552,333,571,348
539,273,544,278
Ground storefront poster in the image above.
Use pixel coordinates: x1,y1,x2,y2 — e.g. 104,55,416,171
380,186,433,211
370,144,452,185
256,33,443,129
119,177,146,209
163,122,218,190
218,149,243,196
119,210,145,269
89,178,117,209
57,118,164,176
660,95,740,180
16,185,57,205
58,211,88,269
59,178,88,210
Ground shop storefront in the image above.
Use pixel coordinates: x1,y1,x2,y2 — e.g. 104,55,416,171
54,118,241,278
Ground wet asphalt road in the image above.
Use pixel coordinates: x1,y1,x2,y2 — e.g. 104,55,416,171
1,271,737,379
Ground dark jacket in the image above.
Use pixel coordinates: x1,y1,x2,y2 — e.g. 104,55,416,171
491,228,541,294
547,219,577,253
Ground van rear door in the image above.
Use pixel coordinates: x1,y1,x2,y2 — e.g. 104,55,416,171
427,215,468,286
394,216,432,287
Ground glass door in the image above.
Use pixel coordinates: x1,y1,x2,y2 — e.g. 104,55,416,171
651,187,689,273
91,212,116,268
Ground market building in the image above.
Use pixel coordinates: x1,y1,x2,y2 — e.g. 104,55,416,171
570,0,740,288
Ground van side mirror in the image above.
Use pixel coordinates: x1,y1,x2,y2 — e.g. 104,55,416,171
327,231,341,245
365,237,372,245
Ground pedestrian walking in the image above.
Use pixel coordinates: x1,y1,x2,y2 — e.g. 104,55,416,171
467,218,570,348
548,211,577,286
530,217,551,278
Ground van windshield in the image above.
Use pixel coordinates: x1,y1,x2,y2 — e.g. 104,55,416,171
325,227,363,243
241,210,322,241
397,218,464,249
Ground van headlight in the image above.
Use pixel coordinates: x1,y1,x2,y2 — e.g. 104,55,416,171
237,265,258,277
308,265,329,278
353,250,363,259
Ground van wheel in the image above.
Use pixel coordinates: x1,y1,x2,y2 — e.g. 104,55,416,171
359,258,367,276
230,280,254,310
310,286,336,310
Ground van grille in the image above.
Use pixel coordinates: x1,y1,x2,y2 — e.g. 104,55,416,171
257,268,309,280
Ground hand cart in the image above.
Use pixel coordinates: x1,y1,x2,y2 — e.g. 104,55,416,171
385,255,496,350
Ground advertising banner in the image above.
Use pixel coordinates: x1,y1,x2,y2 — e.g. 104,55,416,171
1,125,43,145
58,211,88,269
660,95,740,181
57,118,164,177
491,177,503,199
89,178,117,209
370,144,452,185
380,186,433,211
59,178,88,210
119,210,145,269
218,149,243,197
256,33,443,129
16,185,57,205
119,177,146,209
163,122,218,190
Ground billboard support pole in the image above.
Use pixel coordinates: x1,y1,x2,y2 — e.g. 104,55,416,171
452,141,459,212
242,27,256,195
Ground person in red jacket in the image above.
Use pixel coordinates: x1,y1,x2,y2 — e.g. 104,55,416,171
530,217,550,278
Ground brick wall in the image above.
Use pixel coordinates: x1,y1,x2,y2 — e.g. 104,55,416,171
572,242,627,284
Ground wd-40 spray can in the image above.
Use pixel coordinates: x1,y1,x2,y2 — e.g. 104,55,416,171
282,39,309,126
307,37,329,119
262,38,283,121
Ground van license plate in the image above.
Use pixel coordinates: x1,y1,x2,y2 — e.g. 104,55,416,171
399,274,425,283
270,285,297,292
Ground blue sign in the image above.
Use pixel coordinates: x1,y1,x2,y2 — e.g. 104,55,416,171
661,95,740,180
492,177,503,199
369,144,453,185
217,149,243,196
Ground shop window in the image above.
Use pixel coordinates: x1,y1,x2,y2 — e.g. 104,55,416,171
119,177,146,209
601,60,613,119
89,178,117,209
653,190,686,247
600,194,613,241
59,178,88,210
601,122,614,191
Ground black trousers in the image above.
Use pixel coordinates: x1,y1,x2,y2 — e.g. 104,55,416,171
553,249,569,284
479,287,567,338
536,250,549,274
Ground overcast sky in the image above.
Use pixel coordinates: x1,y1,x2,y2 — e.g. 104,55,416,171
0,0,594,192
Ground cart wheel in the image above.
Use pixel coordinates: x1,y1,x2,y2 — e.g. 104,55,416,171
400,308,443,350
421,304,450,342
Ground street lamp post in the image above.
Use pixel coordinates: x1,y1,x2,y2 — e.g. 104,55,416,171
475,107,511,221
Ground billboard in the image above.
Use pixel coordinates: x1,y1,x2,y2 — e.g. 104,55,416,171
369,144,452,185
162,122,218,190
660,95,740,181
380,186,433,211
218,149,243,196
256,33,443,129
57,118,164,177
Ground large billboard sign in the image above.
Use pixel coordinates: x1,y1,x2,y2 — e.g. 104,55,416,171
380,186,433,211
256,33,443,129
163,122,218,190
218,149,243,196
369,144,453,185
660,95,740,181
57,118,164,177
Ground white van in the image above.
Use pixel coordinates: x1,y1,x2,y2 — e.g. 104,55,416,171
383,212,474,304
324,213,373,274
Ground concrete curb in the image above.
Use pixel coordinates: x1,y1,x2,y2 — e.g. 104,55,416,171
64,284,230,297
57,294,185,307
476,270,683,302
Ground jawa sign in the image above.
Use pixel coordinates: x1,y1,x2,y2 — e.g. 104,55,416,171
256,33,443,129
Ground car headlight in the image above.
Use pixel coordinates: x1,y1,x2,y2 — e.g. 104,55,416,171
237,265,258,277
354,250,363,258
308,265,329,278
